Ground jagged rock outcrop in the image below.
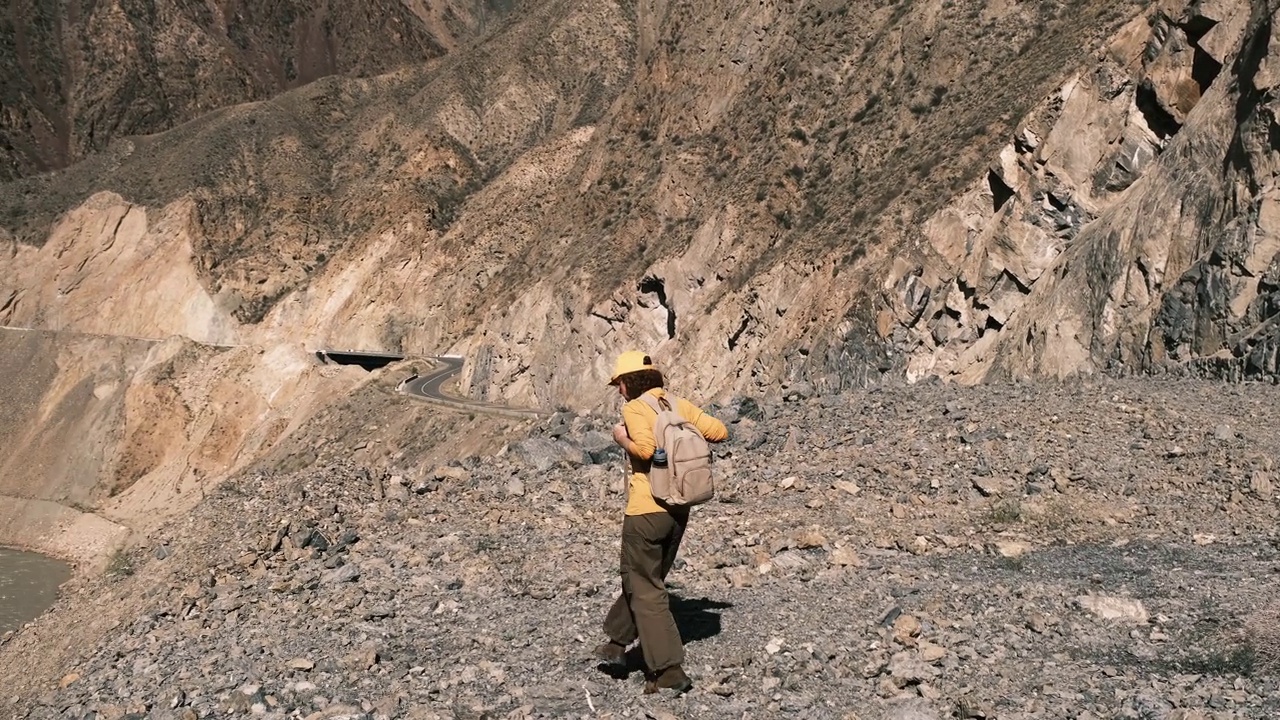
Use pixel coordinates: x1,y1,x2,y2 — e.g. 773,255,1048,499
883,0,1280,385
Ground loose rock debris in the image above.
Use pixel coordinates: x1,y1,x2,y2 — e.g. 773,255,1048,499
3,379,1280,718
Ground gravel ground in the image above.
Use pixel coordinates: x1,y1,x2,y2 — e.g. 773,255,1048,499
3,378,1280,719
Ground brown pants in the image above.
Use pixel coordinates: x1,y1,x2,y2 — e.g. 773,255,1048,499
602,510,688,673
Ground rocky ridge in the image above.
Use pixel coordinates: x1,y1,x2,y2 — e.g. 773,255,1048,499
3,378,1280,719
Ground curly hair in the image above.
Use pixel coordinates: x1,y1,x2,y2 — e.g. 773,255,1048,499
616,369,665,400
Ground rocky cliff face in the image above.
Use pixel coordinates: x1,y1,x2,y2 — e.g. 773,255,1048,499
885,0,1280,386
0,0,513,180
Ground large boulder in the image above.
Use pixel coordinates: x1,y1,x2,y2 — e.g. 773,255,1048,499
580,431,624,466
512,438,588,472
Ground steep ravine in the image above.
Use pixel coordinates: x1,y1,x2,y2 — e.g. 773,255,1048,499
0,326,529,567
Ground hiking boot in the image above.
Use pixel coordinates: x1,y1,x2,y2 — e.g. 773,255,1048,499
593,640,626,668
643,665,692,694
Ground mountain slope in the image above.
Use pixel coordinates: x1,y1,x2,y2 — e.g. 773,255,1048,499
0,0,515,180
2,0,1176,404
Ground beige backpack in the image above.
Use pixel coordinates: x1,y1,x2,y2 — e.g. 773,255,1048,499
640,394,714,506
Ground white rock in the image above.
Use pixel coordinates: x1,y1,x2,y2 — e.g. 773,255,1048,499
972,477,1005,497
888,651,935,685
831,546,862,567
918,642,948,664
908,536,930,555
832,480,861,495
994,539,1031,558
1075,595,1149,623
769,551,808,572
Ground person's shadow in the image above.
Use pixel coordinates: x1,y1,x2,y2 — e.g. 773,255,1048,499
672,596,732,643
597,595,734,679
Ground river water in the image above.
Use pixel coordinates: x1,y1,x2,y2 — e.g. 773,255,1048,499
0,547,71,634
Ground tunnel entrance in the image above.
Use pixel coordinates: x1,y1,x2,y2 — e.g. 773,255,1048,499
318,350,405,371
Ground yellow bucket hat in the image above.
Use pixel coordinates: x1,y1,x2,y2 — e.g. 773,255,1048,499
609,350,655,385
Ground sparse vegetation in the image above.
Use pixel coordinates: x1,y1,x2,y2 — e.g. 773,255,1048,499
1195,645,1257,677
988,498,1024,525
1245,602,1280,675
105,548,134,579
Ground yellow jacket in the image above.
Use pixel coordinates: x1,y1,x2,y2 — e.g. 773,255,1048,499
621,388,728,515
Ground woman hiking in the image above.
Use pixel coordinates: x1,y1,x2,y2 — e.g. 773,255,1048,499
593,350,728,694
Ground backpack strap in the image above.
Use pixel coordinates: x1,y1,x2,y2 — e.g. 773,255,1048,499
638,393,673,413
638,394,675,454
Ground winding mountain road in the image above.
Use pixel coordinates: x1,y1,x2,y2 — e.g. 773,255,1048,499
401,356,465,401
400,356,547,418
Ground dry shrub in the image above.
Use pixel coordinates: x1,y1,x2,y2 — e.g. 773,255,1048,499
1245,602,1280,674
